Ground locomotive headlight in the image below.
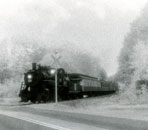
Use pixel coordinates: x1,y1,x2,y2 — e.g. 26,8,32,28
27,74,32,79
50,69,56,75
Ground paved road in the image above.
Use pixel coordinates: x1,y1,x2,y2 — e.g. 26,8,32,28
0,106,148,130
0,113,56,130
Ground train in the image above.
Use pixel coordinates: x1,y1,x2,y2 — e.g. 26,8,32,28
19,63,118,103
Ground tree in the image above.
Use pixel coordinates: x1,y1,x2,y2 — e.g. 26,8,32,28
117,3,148,84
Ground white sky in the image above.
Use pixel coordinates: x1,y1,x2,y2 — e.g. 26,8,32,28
0,0,147,76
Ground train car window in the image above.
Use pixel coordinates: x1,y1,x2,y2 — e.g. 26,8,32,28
74,84,77,91
84,80,86,86
85,80,87,86
80,80,84,86
91,81,93,86
95,81,97,87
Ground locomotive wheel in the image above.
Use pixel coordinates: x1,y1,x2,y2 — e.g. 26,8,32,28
21,96,29,102
36,93,42,103
37,88,53,102
41,90,49,102
58,95,63,101
30,98,36,103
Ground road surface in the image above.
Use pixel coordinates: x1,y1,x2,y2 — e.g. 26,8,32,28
0,106,147,130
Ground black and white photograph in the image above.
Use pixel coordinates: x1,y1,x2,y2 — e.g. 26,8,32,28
0,0,148,129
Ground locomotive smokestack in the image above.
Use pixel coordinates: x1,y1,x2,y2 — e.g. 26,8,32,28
32,63,37,70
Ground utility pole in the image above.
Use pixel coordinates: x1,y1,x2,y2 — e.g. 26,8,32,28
51,51,61,103
55,69,58,103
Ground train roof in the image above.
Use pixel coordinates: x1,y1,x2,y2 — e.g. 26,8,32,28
68,73,98,80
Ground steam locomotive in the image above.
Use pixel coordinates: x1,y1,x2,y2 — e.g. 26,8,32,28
19,63,118,103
